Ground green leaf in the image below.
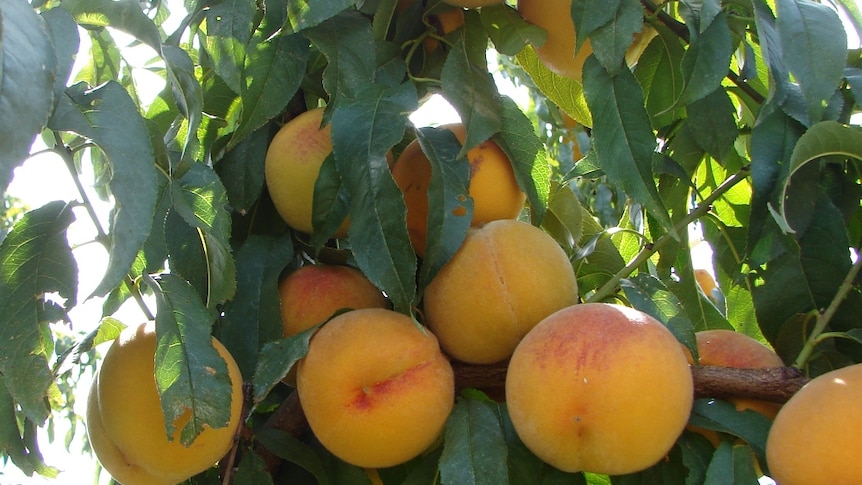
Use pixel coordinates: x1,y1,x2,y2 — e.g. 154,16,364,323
233,450,274,485
679,12,734,105
442,19,503,154
41,7,80,114
620,275,698,360
776,0,846,124
686,88,738,162
285,0,354,33
0,201,76,425
517,45,592,127
494,96,550,225
49,81,159,299
163,45,204,167
703,442,761,485
582,56,673,234
255,428,331,485
481,4,547,56
688,399,771,465
330,83,419,314
416,126,473,291
143,273,235,447
310,153,350,251
305,11,376,109
588,0,643,75
230,32,309,148
0,0,57,192
216,125,270,213
62,0,162,51
252,325,319,405
220,234,294,379
203,0,257,94
0,383,59,478
440,397,509,485
571,0,619,50
774,121,862,232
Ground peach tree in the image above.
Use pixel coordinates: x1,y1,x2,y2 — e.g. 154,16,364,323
1,0,861,483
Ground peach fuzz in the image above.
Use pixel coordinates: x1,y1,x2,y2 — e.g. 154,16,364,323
264,107,349,237
390,123,525,257
422,219,577,364
766,363,862,485
278,264,389,338
296,308,455,468
86,322,243,485
505,303,693,475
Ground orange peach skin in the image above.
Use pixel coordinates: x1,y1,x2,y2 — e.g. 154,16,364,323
296,308,455,468
391,123,525,257
423,219,577,364
506,303,694,475
766,363,862,485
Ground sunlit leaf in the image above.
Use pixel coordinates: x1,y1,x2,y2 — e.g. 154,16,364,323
481,4,547,56
517,46,592,127
203,0,257,94
284,0,354,33
252,326,319,405
621,274,698,359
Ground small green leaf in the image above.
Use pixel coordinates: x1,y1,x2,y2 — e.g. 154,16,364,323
686,88,738,162
41,7,80,114
220,234,294,379
0,0,58,192
255,428,331,485
49,81,159,299
703,442,761,485
143,273,236,447
62,0,162,50
252,326,319,405
679,12,734,105
330,83,419,314
233,450,274,485
620,275,698,360
582,56,673,234
587,0,643,75
215,125,270,213
203,0,257,94
571,0,620,50
688,399,771,465
284,0,354,33
777,0,846,124
440,397,509,485
0,201,76,425
517,45,592,127
480,4,547,56
0,383,59,478
311,153,351,252
633,24,687,129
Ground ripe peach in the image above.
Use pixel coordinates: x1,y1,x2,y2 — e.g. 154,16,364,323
506,303,694,475
695,269,719,301
278,264,389,338
264,108,349,237
766,363,862,485
296,308,455,468
423,219,577,364
86,322,243,485
517,0,594,81
390,123,525,257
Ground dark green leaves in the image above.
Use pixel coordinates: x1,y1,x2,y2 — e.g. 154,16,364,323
0,0,58,192
49,81,159,299
440,395,509,485
0,201,76,424
144,273,236,446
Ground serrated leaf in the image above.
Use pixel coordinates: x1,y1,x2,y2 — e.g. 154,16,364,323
494,96,550,225
480,4,547,56
633,24,686,129
572,0,619,50
517,45,592,127
774,121,862,232
143,273,235,447
305,11,375,110
776,0,846,124
284,0,354,33
62,0,161,50
442,11,503,153
679,12,734,105
216,125,269,212
620,275,698,360
688,399,771,465
41,7,79,115
416,126,473,291
48,81,159,299
230,32,309,148
220,234,294,379
0,0,57,193
587,0,643,75
252,326,319,405
255,428,331,485
703,442,761,485
0,201,76,425
310,153,351,253
582,56,673,234
440,397,509,485
330,83,419,314
203,0,257,94
686,88,738,162
162,45,204,167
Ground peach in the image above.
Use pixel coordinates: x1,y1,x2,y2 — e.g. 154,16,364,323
506,303,694,475
517,0,594,81
86,322,243,485
391,123,525,257
278,264,389,338
296,308,455,468
766,363,862,485
695,269,719,301
423,219,577,364
264,108,349,237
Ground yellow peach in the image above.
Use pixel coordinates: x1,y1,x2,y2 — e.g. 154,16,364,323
506,303,694,475
423,219,577,364
296,308,454,468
